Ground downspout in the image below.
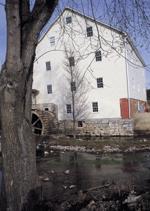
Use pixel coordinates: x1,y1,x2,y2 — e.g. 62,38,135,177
124,35,131,118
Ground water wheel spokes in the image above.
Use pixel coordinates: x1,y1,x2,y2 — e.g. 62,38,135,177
32,113,43,135
32,118,40,126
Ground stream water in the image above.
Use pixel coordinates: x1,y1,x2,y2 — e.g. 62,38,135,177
1,149,150,209
37,151,150,193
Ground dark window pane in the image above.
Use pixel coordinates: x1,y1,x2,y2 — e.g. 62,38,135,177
92,102,98,112
87,26,93,37
47,85,52,94
95,51,102,61
97,78,103,88
66,104,72,113
78,121,83,127
66,16,72,24
46,61,51,70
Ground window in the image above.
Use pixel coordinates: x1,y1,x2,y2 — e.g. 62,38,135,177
95,51,102,61
69,57,75,66
92,102,98,112
46,61,51,71
78,121,83,127
87,26,93,37
47,84,52,94
66,16,72,24
71,81,76,91
97,78,103,88
50,36,55,46
66,104,72,113
45,108,49,111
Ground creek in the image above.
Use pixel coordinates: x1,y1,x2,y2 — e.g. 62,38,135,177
37,150,150,193
35,150,150,210
1,143,150,210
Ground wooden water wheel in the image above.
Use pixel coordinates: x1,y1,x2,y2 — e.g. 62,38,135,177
32,113,43,135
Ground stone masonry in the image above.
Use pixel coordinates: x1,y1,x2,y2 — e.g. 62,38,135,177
58,119,134,136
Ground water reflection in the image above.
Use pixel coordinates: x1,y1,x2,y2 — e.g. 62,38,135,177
37,151,150,195
1,150,150,203
122,153,141,173
95,155,102,169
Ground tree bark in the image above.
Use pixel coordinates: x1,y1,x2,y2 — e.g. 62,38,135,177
0,1,58,210
0,64,38,211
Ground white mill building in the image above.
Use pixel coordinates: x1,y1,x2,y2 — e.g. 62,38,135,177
32,8,146,134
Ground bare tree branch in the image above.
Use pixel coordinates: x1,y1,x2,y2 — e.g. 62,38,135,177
22,0,58,71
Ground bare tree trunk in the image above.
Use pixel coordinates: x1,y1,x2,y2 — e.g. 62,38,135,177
0,65,38,211
0,1,58,210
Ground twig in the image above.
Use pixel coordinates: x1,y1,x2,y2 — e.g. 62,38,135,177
87,183,111,192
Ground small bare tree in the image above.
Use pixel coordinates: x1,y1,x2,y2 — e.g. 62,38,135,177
64,48,89,136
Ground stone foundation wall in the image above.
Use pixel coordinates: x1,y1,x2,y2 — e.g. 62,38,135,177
58,119,134,136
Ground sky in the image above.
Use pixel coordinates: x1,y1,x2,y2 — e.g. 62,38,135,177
0,0,150,88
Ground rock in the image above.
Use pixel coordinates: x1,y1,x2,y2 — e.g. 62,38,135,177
50,170,55,174
63,185,68,189
64,170,70,175
123,191,142,208
143,139,147,142
78,190,89,202
42,177,50,182
60,201,71,210
87,200,96,210
69,185,76,189
39,175,44,180
44,151,49,156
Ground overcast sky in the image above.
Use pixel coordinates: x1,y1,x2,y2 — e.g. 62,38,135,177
0,0,150,87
